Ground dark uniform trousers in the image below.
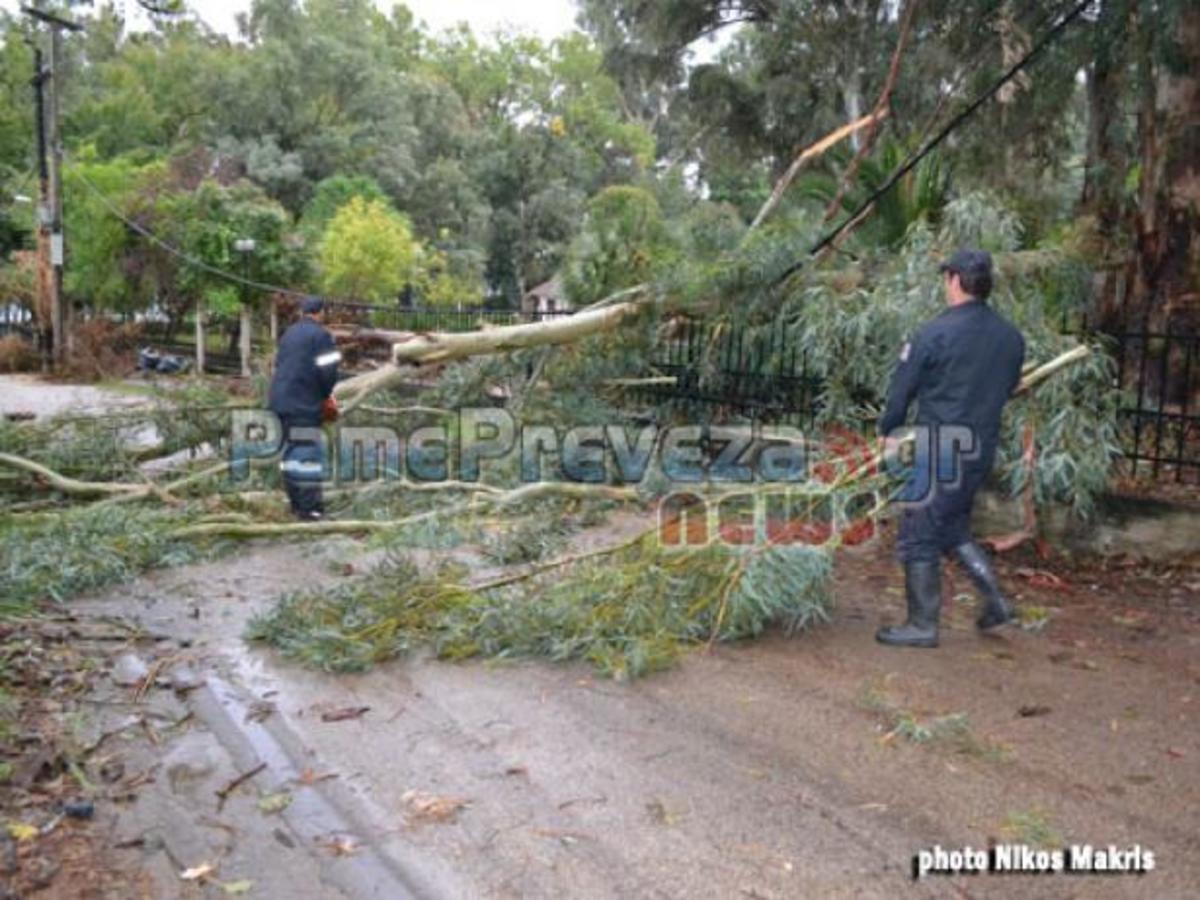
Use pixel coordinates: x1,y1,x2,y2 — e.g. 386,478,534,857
268,315,340,518
896,455,992,563
279,416,326,517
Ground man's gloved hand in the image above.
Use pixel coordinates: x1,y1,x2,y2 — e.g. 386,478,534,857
321,396,339,423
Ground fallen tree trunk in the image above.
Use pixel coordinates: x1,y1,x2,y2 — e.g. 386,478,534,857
334,300,646,410
178,347,1093,541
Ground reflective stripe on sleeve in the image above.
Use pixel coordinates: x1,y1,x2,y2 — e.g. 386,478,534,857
280,460,325,475
315,350,342,367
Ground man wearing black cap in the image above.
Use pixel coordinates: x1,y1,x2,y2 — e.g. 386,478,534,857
875,250,1026,648
268,297,340,520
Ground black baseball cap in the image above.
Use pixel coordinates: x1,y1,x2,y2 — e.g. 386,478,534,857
300,296,325,314
938,249,992,278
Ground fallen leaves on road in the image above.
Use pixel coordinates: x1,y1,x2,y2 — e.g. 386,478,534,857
257,791,293,814
215,761,267,810
1016,568,1072,592
221,880,254,895
1017,705,1052,718
317,835,361,857
180,861,217,881
244,700,276,724
401,789,469,824
6,821,38,842
320,706,371,723
295,767,338,786
532,827,593,846
646,798,681,826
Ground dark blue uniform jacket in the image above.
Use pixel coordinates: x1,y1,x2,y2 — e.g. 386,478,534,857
878,299,1025,466
267,317,340,427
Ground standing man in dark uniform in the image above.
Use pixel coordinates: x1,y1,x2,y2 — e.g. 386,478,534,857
268,296,340,520
876,250,1025,648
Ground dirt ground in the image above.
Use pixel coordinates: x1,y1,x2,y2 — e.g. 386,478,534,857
3,516,1197,900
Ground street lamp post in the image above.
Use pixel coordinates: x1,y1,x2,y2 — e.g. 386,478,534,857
233,238,256,378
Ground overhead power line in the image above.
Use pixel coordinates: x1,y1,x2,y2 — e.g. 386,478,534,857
67,158,320,302
773,0,1095,288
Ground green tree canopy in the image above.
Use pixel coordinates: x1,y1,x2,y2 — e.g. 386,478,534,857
563,184,675,305
318,195,418,303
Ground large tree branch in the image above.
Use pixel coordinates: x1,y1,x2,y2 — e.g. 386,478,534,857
173,481,640,540
334,299,647,411
748,110,890,233
0,453,140,498
0,455,230,505
821,0,921,224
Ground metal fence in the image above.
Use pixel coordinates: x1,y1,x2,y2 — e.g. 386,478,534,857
1104,323,1200,482
636,317,822,428
0,303,33,338
150,314,257,375
639,313,1200,484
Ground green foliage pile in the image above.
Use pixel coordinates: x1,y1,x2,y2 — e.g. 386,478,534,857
249,537,832,680
0,392,236,615
771,194,1121,517
0,383,234,501
0,415,135,487
0,504,200,615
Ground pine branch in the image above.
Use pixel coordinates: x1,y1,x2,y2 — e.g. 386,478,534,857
173,482,640,539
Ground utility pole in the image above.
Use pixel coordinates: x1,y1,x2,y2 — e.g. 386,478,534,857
29,45,52,369
47,22,66,360
23,5,82,368
233,238,256,378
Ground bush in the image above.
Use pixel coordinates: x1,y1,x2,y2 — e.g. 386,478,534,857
0,335,37,373
60,319,142,382
0,505,200,615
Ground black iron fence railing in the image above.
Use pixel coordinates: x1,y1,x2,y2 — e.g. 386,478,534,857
639,314,1200,484
0,304,34,337
636,317,823,428
1106,325,1200,482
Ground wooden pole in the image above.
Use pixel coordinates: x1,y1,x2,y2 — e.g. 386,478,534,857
30,46,52,370
239,304,252,378
46,24,65,368
194,297,206,375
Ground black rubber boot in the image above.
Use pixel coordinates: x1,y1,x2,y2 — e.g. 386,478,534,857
876,560,941,648
954,542,1013,631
